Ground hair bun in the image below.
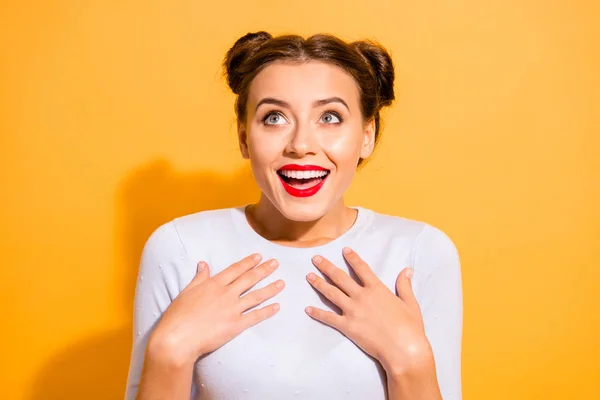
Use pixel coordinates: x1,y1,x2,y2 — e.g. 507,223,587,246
224,31,273,94
352,40,395,108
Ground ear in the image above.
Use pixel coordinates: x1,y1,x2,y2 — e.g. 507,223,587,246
237,120,250,159
360,118,376,159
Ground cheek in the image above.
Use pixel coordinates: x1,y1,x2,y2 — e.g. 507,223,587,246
246,131,286,178
320,128,363,166
247,132,277,160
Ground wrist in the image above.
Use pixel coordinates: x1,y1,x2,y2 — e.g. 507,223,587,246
147,331,198,370
137,334,197,399
384,354,436,382
381,340,436,379
384,355,443,400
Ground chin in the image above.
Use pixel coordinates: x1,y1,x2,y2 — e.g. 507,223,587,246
276,201,331,222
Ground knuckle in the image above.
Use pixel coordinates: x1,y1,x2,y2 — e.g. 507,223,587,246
269,283,281,297
346,304,362,319
250,309,261,322
328,272,340,283
260,266,272,278
239,260,252,272
352,289,365,302
257,308,269,321
262,260,277,275
245,309,259,323
238,256,256,269
342,318,354,333
242,286,258,300
270,282,281,296
264,284,276,297
256,288,270,302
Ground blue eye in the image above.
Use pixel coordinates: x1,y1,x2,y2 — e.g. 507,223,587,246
264,112,286,125
320,112,341,124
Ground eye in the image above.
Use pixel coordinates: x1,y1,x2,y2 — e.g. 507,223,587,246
263,112,287,125
320,112,342,124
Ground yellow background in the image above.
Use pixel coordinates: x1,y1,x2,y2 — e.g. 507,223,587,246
1,1,598,399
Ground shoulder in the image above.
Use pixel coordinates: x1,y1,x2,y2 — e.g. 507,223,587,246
363,207,428,240
411,223,462,300
139,207,240,290
172,207,236,238
362,207,460,276
366,208,458,254
413,223,460,269
141,220,185,261
142,207,238,261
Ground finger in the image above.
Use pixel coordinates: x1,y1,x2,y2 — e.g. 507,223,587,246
229,259,279,295
212,253,262,286
305,306,345,331
184,261,211,291
239,279,285,312
312,255,361,297
306,273,352,310
341,247,378,287
241,302,280,328
396,267,419,310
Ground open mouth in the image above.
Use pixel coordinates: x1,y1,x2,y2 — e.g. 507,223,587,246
277,169,330,188
276,166,330,197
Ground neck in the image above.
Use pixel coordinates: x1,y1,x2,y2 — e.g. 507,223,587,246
245,195,357,247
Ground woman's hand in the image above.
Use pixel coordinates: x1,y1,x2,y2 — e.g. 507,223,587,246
304,247,434,376
148,254,285,366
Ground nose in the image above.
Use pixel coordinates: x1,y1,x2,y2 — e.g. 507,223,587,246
284,121,318,157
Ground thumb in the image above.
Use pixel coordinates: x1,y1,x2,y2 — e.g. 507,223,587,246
396,267,418,310
196,261,210,278
181,261,210,293
188,261,210,288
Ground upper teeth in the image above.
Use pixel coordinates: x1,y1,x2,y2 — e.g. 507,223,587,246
279,170,328,179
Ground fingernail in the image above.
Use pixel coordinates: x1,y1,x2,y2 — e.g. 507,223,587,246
312,255,322,264
197,262,205,272
269,259,279,268
253,254,262,262
305,306,313,314
307,273,316,281
343,247,351,254
406,268,413,279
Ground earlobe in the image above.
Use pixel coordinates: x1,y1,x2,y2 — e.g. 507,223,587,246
360,118,376,159
237,120,250,159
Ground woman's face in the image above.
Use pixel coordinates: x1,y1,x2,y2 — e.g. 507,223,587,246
238,60,375,222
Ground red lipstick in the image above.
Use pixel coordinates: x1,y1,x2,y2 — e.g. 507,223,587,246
279,164,328,171
277,164,330,198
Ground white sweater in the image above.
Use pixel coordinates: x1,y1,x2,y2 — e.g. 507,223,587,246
125,206,463,399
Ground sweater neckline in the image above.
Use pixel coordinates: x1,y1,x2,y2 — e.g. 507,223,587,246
230,204,373,256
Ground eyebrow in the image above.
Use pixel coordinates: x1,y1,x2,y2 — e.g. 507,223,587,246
255,97,350,112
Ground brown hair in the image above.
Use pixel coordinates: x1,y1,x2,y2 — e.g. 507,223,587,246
223,31,395,165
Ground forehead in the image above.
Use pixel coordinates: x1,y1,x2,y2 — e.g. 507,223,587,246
247,60,361,108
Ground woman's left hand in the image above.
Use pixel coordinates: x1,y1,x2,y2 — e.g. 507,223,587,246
305,247,434,375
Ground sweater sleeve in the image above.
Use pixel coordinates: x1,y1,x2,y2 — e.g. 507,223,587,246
124,221,197,400
413,224,463,400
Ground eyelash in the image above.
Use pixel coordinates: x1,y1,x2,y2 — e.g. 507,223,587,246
261,110,343,125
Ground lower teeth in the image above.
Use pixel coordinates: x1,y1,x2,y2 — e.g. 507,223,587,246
282,176,325,187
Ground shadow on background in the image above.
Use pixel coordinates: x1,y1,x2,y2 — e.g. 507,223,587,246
30,159,259,400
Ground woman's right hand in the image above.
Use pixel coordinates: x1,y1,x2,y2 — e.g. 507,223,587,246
146,254,284,366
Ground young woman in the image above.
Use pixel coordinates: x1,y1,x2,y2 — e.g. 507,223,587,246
125,31,463,400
